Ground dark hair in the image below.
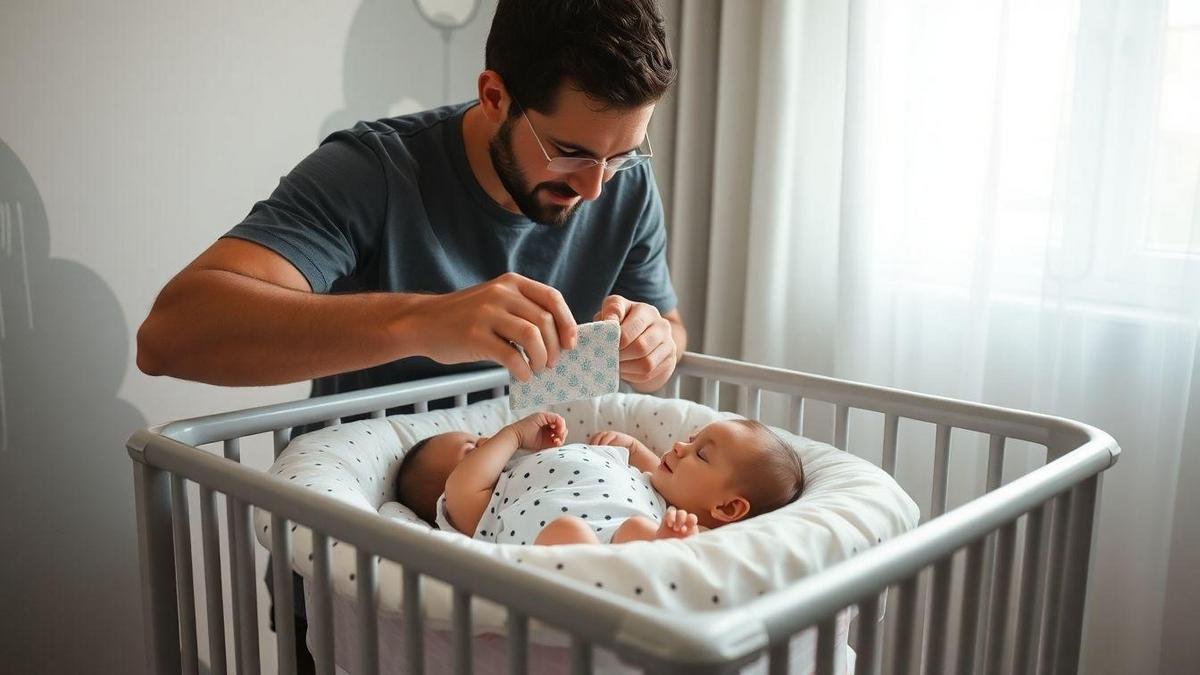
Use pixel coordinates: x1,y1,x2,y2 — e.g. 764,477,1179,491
731,419,806,518
485,0,676,114
395,437,436,524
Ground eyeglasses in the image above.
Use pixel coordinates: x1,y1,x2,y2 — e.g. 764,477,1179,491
514,100,653,175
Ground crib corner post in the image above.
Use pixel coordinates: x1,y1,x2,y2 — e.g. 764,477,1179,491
1053,473,1101,674
133,458,183,675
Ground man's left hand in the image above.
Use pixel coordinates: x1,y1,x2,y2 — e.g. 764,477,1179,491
594,295,678,392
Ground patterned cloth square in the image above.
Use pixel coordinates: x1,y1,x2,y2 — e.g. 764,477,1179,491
509,320,621,411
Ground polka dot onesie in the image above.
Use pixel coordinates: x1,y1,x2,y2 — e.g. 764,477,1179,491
435,443,667,545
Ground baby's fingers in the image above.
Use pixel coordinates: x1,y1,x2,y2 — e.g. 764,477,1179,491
673,509,688,530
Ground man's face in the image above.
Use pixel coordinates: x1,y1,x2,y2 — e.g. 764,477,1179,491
488,86,655,226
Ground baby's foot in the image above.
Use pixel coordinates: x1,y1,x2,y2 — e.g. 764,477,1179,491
655,506,700,540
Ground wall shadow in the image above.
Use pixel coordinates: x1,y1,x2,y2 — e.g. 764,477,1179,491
0,139,149,673
320,0,494,140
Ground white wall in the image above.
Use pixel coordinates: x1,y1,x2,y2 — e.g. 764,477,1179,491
0,1,493,672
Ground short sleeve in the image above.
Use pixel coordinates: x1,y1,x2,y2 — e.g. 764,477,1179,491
223,128,387,293
611,164,678,315
434,492,460,533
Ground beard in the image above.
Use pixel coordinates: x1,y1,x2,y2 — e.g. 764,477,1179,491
488,116,581,227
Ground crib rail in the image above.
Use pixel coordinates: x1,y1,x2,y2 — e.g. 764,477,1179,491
129,352,1118,675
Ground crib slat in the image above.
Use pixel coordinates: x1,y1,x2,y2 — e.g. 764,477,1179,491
1015,505,1047,675
415,400,430,413
737,385,762,418
452,589,472,675
311,532,335,675
198,487,228,675
506,610,529,675
454,393,468,408
1053,476,1099,674
815,615,839,675
403,569,424,675
923,558,952,675
984,522,1017,674
271,516,296,675
569,636,593,675
221,440,245,675
892,576,919,675
855,594,882,675
985,435,1006,492
232,500,260,674
882,414,899,476
325,418,342,427
1038,493,1071,674
273,428,290,459
957,538,986,675
357,551,380,675
931,425,951,518
369,409,386,420
702,378,719,409
768,641,790,675
491,385,506,400
833,405,849,450
789,395,805,435
169,474,199,675
976,435,1007,671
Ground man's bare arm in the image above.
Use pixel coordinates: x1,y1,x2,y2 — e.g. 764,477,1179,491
136,239,416,385
136,238,577,386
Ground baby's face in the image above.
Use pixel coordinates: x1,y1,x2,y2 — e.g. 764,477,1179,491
413,431,483,485
649,420,761,524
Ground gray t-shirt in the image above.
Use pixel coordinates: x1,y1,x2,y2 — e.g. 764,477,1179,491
224,102,677,400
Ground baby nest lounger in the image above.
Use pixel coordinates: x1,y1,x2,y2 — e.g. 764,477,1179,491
127,352,1119,675
261,392,920,674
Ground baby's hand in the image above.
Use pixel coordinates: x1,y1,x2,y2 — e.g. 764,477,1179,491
588,430,637,449
508,412,567,451
655,506,700,540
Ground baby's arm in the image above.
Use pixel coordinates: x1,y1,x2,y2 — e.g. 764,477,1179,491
443,412,566,535
588,430,659,473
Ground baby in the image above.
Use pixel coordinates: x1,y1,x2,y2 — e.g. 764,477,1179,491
395,412,804,545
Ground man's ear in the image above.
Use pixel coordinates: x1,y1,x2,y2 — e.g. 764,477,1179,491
476,70,511,124
710,496,750,523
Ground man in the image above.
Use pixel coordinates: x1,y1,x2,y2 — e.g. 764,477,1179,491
137,0,684,669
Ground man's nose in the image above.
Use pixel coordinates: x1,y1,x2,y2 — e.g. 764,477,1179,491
568,164,606,201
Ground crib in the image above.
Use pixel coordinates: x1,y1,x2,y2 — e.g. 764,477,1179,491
128,351,1119,675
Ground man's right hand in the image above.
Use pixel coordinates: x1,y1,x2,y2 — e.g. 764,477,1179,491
404,272,578,382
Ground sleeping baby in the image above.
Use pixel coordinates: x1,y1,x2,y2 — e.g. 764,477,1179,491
395,411,805,545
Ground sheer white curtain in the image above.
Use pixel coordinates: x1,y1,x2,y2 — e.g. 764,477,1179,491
660,0,1200,672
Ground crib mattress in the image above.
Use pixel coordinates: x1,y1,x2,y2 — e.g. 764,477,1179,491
255,392,919,668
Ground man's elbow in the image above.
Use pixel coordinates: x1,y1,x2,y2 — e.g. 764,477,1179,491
135,317,169,376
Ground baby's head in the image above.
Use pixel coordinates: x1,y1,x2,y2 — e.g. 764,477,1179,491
649,419,805,529
395,431,482,524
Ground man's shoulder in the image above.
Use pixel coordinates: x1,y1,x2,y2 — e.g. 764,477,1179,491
335,102,472,145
